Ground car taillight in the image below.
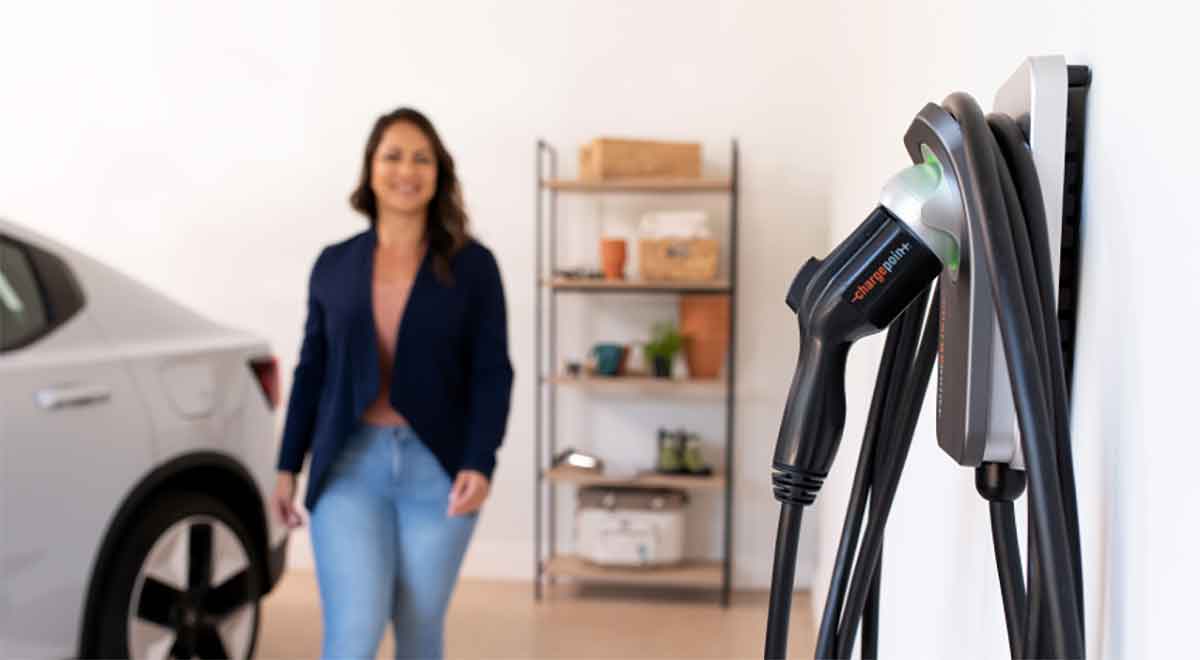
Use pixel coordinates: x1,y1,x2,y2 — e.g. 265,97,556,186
249,356,280,410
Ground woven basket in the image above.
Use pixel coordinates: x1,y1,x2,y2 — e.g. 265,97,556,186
638,238,718,281
579,138,701,180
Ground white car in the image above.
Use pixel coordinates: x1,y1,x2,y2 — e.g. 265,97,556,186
0,218,288,659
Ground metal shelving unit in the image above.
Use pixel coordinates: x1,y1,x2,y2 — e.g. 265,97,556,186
534,139,739,606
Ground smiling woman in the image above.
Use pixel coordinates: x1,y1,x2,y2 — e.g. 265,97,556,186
271,107,514,660
350,109,471,287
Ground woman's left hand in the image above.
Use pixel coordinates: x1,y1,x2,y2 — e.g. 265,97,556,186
448,470,490,516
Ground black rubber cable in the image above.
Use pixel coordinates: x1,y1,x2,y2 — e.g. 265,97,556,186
944,92,1083,659
857,289,931,660
993,130,1060,659
765,503,805,660
977,461,1028,660
1027,528,1045,658
850,291,932,660
990,115,1085,657
991,140,1055,412
991,500,1028,660
871,291,930,472
990,114,1085,633
984,108,1080,660
814,291,928,659
834,288,940,659
863,549,881,660
989,119,1058,660
855,290,932,660
814,322,900,658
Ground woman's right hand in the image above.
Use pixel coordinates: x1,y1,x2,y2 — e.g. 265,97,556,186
273,472,305,528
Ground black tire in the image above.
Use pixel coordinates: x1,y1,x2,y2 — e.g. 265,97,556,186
92,491,263,660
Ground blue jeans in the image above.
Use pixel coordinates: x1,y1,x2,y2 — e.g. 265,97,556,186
310,424,478,659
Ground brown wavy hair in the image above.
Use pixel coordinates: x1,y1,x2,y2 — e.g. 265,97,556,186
350,107,469,284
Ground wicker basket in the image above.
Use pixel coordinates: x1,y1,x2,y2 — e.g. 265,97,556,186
580,138,701,180
638,238,719,281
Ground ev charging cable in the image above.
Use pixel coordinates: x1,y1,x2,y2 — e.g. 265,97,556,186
763,92,1085,660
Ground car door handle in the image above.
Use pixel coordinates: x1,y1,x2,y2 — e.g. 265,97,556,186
34,384,112,410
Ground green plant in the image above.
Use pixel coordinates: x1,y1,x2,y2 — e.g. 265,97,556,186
644,322,683,361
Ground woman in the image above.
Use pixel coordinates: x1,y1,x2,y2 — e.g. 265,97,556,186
272,107,514,660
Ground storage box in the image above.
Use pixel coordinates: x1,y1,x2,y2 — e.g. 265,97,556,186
639,238,719,281
575,487,687,567
579,138,701,180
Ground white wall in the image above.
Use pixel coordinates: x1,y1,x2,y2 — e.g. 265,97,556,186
815,1,1199,658
0,1,838,589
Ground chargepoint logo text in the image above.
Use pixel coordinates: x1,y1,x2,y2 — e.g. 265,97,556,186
850,242,913,304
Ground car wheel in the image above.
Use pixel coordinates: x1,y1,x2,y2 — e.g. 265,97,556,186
94,491,262,660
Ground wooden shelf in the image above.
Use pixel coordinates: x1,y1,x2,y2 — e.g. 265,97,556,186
547,375,725,395
535,140,739,605
544,555,723,587
544,465,725,490
544,277,731,293
543,177,732,193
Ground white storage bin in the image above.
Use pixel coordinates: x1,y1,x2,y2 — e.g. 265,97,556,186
574,487,687,567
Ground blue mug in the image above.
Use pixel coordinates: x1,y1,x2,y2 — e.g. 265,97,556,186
591,343,626,376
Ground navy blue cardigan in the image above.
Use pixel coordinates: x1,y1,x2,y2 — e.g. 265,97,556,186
277,228,514,509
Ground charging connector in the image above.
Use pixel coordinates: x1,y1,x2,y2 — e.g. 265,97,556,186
772,205,942,506
766,203,943,659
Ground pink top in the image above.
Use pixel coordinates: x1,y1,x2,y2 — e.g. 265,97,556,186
361,273,413,426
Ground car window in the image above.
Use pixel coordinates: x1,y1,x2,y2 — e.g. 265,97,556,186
0,240,50,352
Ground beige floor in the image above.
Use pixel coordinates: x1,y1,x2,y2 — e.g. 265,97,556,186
258,570,815,659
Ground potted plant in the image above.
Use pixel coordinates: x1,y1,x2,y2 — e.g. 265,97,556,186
644,322,683,378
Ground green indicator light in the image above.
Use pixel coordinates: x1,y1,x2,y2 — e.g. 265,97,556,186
920,144,944,179
918,144,958,272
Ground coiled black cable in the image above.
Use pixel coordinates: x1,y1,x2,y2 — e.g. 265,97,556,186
834,286,941,659
984,113,1085,659
986,115,1055,658
945,92,1084,659
989,114,1085,643
988,123,1059,658
814,287,929,659
859,287,932,660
